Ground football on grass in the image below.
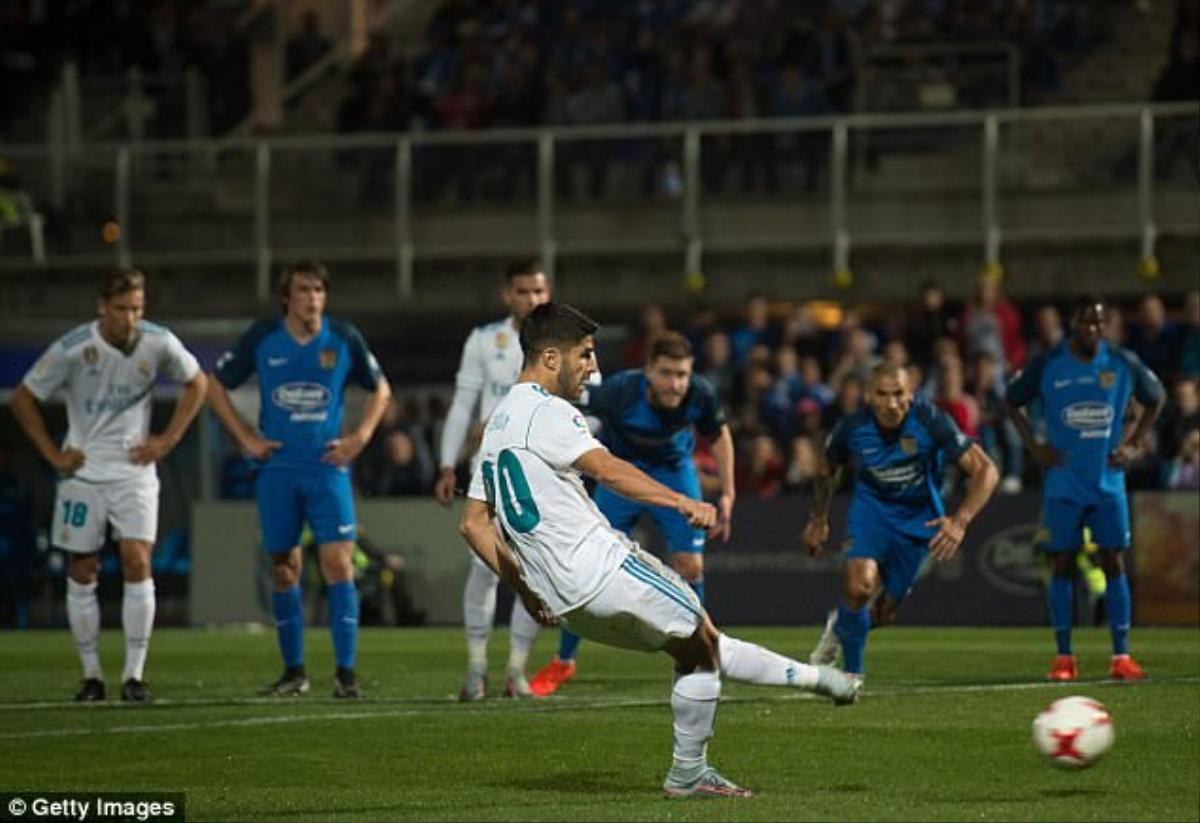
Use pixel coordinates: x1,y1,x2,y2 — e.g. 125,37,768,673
1032,695,1115,769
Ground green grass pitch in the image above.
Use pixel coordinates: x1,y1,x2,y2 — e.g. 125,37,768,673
1,626,1197,822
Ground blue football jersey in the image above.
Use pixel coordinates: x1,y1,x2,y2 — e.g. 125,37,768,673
1007,340,1163,503
215,316,382,470
586,369,727,469
826,398,972,536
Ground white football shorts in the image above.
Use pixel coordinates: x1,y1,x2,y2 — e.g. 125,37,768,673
562,544,703,652
52,475,160,553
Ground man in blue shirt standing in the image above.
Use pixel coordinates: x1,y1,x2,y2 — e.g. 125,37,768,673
803,363,999,686
529,332,736,696
208,261,391,698
1007,296,1165,682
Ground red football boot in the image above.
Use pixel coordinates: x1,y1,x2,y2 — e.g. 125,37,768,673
529,657,576,696
1109,655,1147,681
1047,654,1077,682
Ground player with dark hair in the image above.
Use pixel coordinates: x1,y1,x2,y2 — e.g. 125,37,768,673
1006,295,1165,681
12,269,207,702
803,362,999,685
208,260,391,698
436,259,553,701
529,330,736,696
461,302,859,798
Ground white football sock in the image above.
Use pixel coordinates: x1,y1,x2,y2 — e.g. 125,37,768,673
670,670,721,777
463,559,498,672
507,598,540,676
66,578,103,680
121,578,156,682
718,633,819,689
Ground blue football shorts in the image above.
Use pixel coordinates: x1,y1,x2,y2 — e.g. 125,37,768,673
1041,493,1130,552
255,466,357,554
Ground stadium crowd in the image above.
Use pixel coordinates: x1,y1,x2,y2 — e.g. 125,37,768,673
0,0,252,137
343,0,1106,134
351,281,1200,502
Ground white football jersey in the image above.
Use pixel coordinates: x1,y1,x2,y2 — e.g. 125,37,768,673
22,320,201,483
439,316,524,468
468,382,630,615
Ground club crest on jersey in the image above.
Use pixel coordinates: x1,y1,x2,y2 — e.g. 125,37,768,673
900,436,917,455
137,360,152,377
1099,371,1116,388
82,346,99,366
319,350,337,369
495,331,510,349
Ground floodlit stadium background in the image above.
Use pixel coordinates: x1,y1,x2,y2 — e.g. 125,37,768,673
0,5,1198,821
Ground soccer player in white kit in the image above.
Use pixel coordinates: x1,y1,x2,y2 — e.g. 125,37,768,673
460,303,861,798
11,269,207,703
435,259,550,700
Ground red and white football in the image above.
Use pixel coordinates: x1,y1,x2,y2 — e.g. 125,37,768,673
1032,695,1115,769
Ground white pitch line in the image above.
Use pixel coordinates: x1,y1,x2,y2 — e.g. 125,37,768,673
0,676,1196,742
2,674,1196,713
0,696,672,740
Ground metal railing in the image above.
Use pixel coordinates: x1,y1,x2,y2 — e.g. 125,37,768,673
1,101,1196,286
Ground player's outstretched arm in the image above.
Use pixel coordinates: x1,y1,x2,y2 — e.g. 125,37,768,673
206,376,281,461
324,375,391,466
574,448,716,529
10,384,84,475
926,443,999,562
130,372,208,465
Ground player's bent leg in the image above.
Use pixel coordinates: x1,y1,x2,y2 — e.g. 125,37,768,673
262,547,310,696
836,558,878,677
663,670,751,799
117,539,155,703
562,555,749,797
669,551,705,604
662,623,748,798
67,552,104,701
319,541,361,699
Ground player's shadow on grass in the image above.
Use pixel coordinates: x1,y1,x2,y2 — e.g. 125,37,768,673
501,770,630,794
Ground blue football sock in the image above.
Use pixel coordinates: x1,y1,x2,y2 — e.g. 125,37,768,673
1049,575,1074,655
687,576,705,604
272,585,305,669
328,581,359,670
835,602,870,675
557,630,582,662
1106,573,1131,656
